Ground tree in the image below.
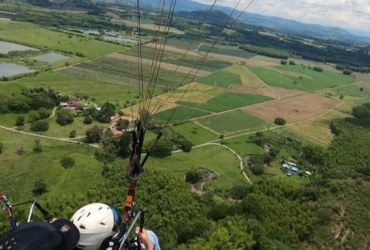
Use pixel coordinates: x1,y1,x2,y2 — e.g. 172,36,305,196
289,60,295,65
28,111,39,123
352,103,370,119
313,66,323,72
118,110,124,116
33,139,42,153
69,130,76,138
38,107,51,119
83,116,93,124
280,60,287,65
116,119,129,130
360,87,364,91
185,169,202,184
262,153,273,165
301,144,324,166
343,69,352,75
179,140,192,152
30,120,49,132
0,142,3,154
60,156,75,168
15,116,25,126
56,109,74,126
274,117,286,125
33,178,47,195
85,126,103,143
219,134,224,139
116,132,132,158
250,165,264,175
147,139,174,157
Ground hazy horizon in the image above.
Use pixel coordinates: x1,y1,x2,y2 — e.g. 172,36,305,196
192,0,370,35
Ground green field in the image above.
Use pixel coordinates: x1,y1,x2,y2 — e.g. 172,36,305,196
279,65,355,86
0,72,138,108
197,110,272,135
0,129,104,201
171,122,218,145
122,46,231,71
0,22,123,58
222,135,265,157
153,105,211,123
22,115,102,138
198,44,254,58
336,84,370,98
198,70,243,87
248,65,354,92
149,145,245,189
180,92,273,112
165,38,201,50
59,55,190,91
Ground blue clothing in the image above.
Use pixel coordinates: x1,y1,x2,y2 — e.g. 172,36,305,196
135,230,161,250
147,230,161,250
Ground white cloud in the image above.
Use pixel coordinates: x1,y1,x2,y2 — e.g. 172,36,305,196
192,0,370,31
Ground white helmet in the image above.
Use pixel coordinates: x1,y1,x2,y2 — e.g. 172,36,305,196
71,203,121,250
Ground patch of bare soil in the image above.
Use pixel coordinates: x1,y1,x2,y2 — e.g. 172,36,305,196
354,81,370,89
270,87,307,99
354,72,370,82
244,93,341,124
107,53,210,77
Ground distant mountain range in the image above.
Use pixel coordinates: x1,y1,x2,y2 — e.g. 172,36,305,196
103,0,370,43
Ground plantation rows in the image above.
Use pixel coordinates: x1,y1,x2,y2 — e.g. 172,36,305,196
59,56,194,90
120,46,231,71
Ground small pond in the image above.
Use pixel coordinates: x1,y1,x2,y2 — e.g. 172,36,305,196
0,63,35,77
31,52,69,63
0,41,39,54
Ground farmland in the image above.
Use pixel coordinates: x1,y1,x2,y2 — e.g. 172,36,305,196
180,92,273,112
335,84,370,98
0,20,123,58
248,65,355,92
222,134,265,156
197,43,254,58
197,70,243,87
152,105,212,123
171,122,219,145
125,45,231,71
196,110,272,135
244,93,341,124
0,72,138,108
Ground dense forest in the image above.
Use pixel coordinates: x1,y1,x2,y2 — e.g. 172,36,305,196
1,103,370,250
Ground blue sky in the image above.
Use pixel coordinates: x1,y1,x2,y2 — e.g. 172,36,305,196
193,0,370,32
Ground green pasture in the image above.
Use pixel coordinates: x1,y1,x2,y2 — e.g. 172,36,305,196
0,23,123,58
222,135,265,157
248,65,355,92
197,110,272,135
0,129,104,201
197,70,242,87
149,145,246,190
279,65,355,86
153,105,211,123
171,122,218,145
335,84,370,98
198,44,254,59
0,72,138,108
22,115,102,138
180,92,273,112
